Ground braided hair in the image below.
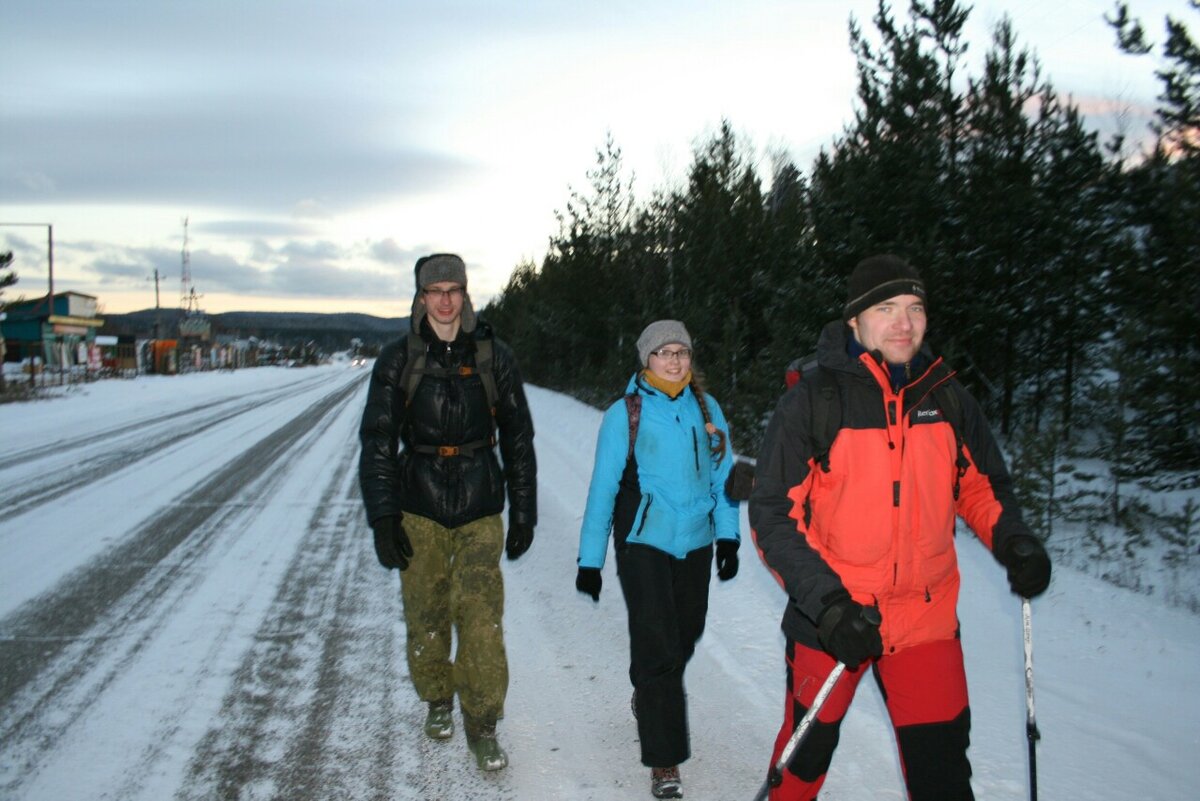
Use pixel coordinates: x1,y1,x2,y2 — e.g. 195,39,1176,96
689,377,727,464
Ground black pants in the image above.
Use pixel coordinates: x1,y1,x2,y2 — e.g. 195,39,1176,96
616,542,713,767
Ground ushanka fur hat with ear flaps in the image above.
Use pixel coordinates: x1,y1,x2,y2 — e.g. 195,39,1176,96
410,253,477,334
636,320,692,366
843,254,927,321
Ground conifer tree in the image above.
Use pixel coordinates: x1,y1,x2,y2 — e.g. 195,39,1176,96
809,0,976,388
1107,1,1200,476
960,19,1111,434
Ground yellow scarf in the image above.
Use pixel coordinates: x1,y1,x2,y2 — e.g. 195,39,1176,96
642,369,692,399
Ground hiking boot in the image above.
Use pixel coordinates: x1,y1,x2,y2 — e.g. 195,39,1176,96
464,716,508,771
651,766,682,799
423,699,454,740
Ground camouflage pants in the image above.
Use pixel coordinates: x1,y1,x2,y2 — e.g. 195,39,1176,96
399,512,508,725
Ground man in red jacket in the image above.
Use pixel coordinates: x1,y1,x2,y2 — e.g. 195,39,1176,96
749,254,1051,800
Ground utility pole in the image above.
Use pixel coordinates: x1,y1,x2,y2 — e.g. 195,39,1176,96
154,268,162,340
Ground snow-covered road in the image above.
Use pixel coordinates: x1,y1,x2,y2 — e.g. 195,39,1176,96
1,364,1197,800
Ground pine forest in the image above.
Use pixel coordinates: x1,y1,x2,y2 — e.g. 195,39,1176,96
482,1,1200,611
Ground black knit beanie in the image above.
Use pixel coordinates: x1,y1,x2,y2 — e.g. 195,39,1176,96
843,254,926,321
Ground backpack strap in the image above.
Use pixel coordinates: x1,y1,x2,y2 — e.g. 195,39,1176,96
805,361,968,496
933,381,970,500
400,332,498,419
401,332,426,407
612,393,644,551
474,338,499,414
624,393,642,461
809,366,841,473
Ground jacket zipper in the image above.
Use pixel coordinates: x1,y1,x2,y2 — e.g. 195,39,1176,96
635,497,653,537
888,396,902,586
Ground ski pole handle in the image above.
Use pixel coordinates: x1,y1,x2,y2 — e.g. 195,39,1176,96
752,662,846,801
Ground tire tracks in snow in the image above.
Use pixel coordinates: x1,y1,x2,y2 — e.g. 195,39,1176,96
176,437,516,800
0,374,365,796
172,442,409,801
499,403,647,799
0,373,335,523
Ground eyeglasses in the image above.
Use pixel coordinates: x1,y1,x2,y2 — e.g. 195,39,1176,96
650,347,692,362
422,286,464,301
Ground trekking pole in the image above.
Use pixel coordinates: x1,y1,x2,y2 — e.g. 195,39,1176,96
1022,596,1040,801
751,662,846,801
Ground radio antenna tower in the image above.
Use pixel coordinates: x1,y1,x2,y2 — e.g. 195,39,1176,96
180,216,202,313
180,217,192,311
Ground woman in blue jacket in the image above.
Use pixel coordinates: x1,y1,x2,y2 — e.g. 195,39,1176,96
576,319,741,800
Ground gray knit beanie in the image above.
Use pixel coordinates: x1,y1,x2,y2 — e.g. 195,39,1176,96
637,320,692,366
843,254,926,321
410,253,477,334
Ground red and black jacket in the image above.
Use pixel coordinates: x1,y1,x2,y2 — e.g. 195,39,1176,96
750,320,1031,654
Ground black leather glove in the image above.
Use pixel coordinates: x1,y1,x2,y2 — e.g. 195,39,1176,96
576,567,602,602
998,534,1051,598
817,596,883,670
506,522,534,561
371,515,413,571
715,539,739,581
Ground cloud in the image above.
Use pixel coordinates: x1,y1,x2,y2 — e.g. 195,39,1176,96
4,0,1172,318
90,259,152,283
197,219,318,238
279,240,342,262
14,171,57,193
265,258,404,299
370,238,419,265
85,245,203,288
1,95,475,212
82,240,407,302
292,199,333,220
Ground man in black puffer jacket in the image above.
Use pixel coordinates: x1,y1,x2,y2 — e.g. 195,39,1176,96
359,253,537,772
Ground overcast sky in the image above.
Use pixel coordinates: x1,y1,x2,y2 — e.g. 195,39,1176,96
0,0,1182,318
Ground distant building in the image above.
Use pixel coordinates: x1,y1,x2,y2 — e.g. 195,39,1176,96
0,291,105,372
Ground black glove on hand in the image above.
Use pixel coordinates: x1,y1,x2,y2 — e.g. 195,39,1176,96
371,516,413,571
999,534,1051,598
817,596,883,670
505,522,534,561
715,539,740,581
576,567,602,602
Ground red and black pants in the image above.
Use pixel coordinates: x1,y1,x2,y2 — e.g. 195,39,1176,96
768,636,974,801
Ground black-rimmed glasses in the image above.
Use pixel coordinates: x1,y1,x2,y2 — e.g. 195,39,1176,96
422,286,464,301
650,347,692,362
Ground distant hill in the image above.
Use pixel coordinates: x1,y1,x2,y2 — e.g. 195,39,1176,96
100,308,409,350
